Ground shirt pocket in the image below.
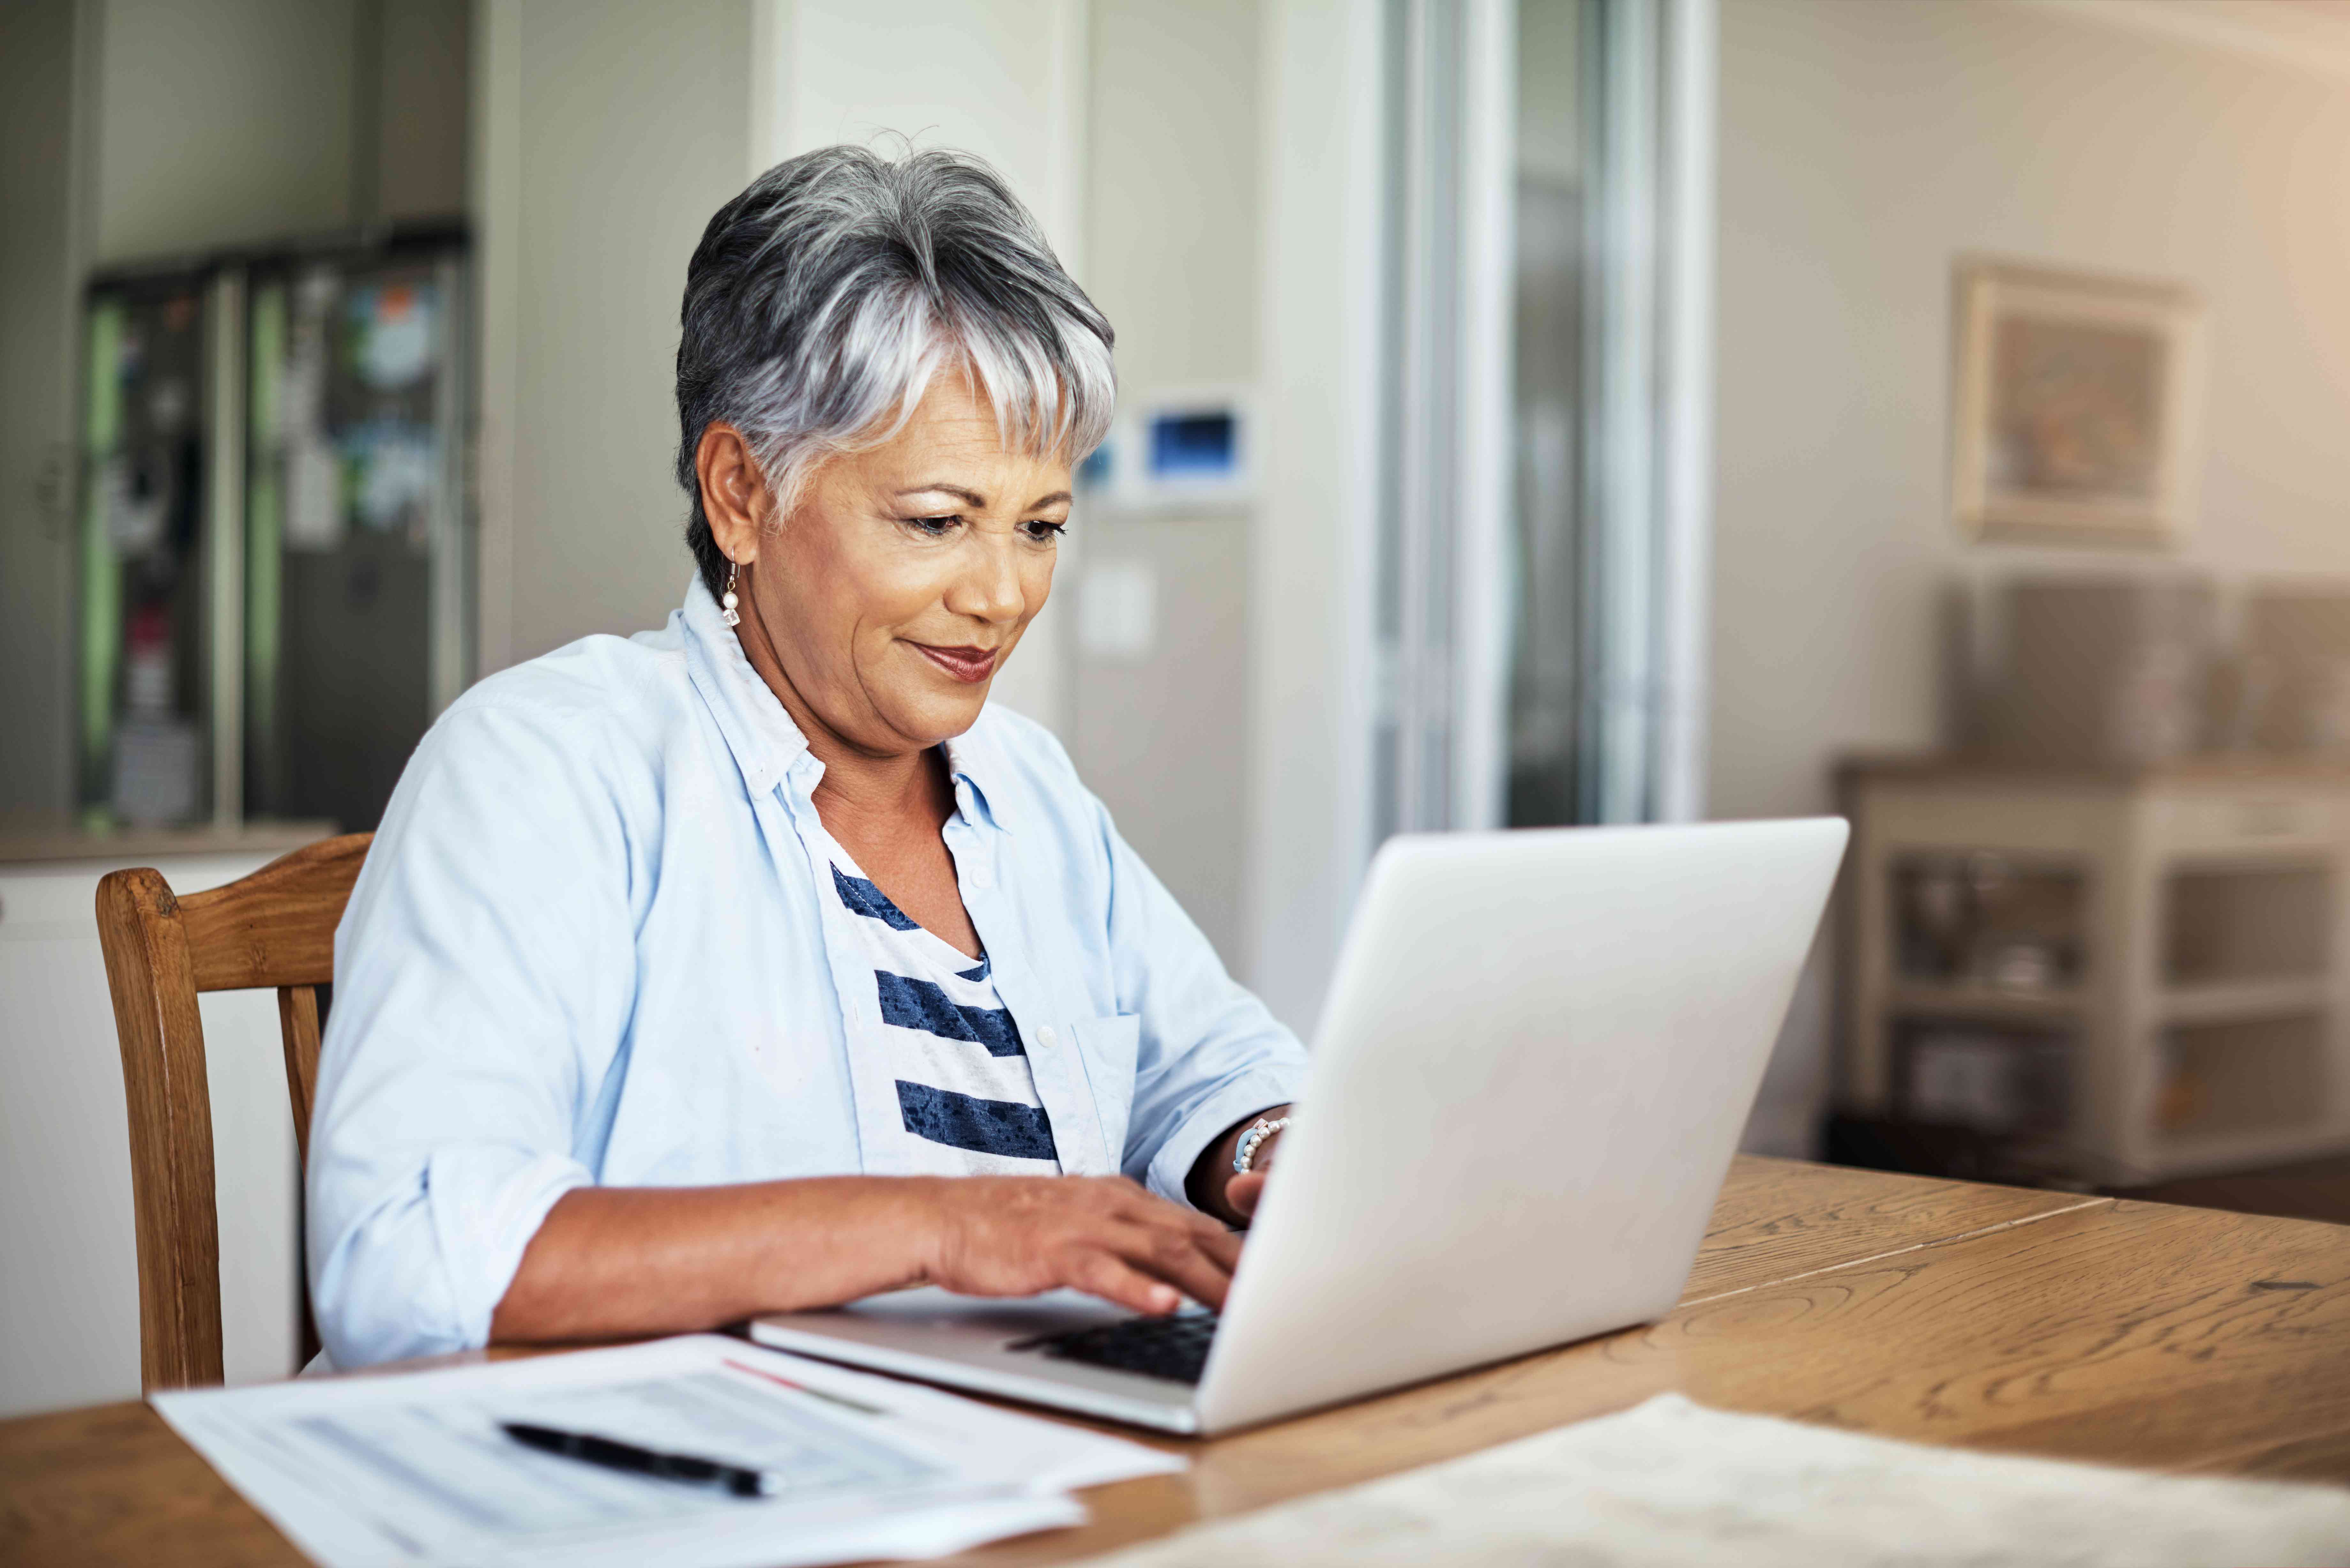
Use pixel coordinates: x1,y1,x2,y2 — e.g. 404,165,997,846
1068,1012,1143,1168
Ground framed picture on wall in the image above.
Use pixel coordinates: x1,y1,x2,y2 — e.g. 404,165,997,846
1950,259,2207,547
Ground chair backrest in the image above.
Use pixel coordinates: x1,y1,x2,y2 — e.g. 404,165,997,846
95,833,372,1391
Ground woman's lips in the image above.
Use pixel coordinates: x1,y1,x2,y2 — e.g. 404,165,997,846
913,643,998,684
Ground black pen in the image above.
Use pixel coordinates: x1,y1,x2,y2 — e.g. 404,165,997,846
501,1422,775,1497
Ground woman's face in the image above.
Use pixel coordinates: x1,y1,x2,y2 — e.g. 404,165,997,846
742,376,1071,757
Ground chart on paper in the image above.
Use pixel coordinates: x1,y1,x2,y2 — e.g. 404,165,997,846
277,1372,943,1542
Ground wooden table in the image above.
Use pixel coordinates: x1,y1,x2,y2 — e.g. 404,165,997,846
8,1157,2350,1565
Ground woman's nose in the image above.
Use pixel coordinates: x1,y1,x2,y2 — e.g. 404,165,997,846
944,535,1030,625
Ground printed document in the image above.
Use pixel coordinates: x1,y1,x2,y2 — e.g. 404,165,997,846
152,1334,1182,1568
1079,1393,2350,1568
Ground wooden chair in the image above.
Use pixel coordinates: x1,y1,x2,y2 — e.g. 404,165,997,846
95,833,372,1391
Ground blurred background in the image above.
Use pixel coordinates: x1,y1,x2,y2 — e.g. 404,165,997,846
9,0,2350,1416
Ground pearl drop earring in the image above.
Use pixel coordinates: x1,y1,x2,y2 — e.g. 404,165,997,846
721,556,741,627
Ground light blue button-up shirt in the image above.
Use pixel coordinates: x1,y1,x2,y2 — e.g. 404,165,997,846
307,579,1308,1369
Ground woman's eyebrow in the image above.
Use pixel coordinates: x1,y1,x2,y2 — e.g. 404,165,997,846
895,483,989,507
892,484,1074,510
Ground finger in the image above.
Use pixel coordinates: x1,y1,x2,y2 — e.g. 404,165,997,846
1103,1178,1203,1215
1138,1193,1244,1266
1110,1218,1238,1311
1187,1219,1244,1272
1226,1170,1267,1218
1066,1250,1183,1316
1116,1186,1241,1240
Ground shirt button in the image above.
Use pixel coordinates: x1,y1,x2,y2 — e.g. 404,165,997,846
970,868,993,891
1036,1025,1057,1049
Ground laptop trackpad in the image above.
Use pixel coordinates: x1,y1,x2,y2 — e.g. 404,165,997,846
818,1285,1133,1342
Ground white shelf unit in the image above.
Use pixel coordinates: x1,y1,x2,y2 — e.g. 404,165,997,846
1837,758,2350,1186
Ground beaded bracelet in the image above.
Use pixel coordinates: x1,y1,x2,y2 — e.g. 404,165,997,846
1232,1115,1291,1175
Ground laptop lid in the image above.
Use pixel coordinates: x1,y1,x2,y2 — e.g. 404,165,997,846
1194,818,1847,1432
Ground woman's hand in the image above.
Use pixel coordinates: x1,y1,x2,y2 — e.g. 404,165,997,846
923,1175,1242,1314
1186,1104,1294,1227
1224,1136,1279,1221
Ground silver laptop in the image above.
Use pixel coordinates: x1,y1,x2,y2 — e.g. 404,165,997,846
753,818,1848,1435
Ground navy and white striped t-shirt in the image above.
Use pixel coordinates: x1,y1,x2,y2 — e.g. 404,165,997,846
822,845,1062,1176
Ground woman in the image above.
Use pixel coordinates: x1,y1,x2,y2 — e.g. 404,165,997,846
307,146,1304,1368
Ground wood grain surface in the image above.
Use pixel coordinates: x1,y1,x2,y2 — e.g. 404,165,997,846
176,834,369,995
1682,1154,2098,1303
95,866,227,1393
5,1162,2345,1568
274,986,323,1173
92,834,369,1395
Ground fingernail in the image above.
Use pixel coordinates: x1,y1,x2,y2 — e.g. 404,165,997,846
1153,1286,1178,1311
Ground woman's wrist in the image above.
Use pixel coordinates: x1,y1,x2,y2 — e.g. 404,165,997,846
772,1176,953,1305
900,1177,963,1291
1186,1104,1293,1225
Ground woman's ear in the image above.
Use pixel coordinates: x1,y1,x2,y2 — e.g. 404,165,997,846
695,422,770,564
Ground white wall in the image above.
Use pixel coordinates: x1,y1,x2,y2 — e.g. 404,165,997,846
1065,0,1263,971
90,0,470,264
762,0,1088,258
751,0,1091,733
1084,0,1261,395
1713,0,2350,1151
93,0,361,263
473,0,754,670
1247,0,1385,1033
0,852,298,1417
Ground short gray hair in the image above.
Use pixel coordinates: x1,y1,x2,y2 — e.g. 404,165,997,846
675,145,1116,595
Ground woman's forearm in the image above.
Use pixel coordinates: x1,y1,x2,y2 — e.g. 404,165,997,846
489,1178,938,1344
489,1170,1252,1344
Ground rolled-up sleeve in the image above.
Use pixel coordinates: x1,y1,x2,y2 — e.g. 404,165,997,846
1091,799,1311,1204
307,701,640,1368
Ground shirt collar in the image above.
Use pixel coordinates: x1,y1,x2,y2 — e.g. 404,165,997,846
678,574,811,798
939,727,1015,834
677,576,1014,833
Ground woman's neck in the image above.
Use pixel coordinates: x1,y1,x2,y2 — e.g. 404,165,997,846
727,578,953,839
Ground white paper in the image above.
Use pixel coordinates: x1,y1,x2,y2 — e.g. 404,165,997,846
1079,1394,2350,1568
742,1337,1187,1496
153,1335,1177,1568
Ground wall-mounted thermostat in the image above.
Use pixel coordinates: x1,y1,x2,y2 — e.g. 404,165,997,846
1081,386,1256,512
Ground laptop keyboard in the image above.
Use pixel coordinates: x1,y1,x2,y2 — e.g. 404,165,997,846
1008,1312,1220,1385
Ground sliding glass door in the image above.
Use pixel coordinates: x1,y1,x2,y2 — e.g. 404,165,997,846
1374,0,1715,839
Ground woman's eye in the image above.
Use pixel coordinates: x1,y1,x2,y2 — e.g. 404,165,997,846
1023,519,1068,542
906,515,960,537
